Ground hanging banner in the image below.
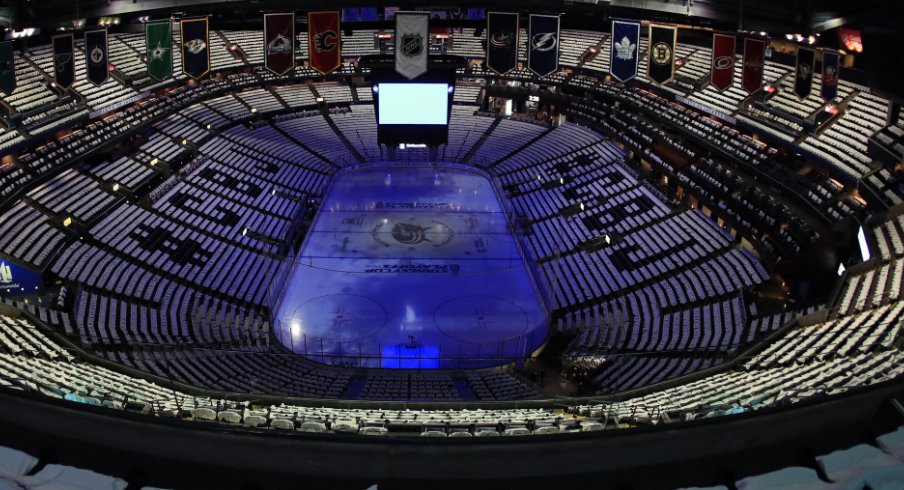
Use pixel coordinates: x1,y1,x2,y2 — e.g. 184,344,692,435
610,19,640,83
0,259,45,297
52,34,75,89
180,17,210,80
794,46,815,100
527,14,560,77
711,32,736,92
647,24,677,85
84,29,109,86
308,11,341,75
0,41,15,95
486,12,518,75
394,11,429,79
145,20,173,81
741,37,766,94
264,12,295,76
821,50,840,102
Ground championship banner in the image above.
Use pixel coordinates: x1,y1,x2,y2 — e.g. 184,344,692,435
84,29,109,86
145,20,173,81
264,13,295,76
52,34,75,89
710,32,736,92
180,17,210,80
394,11,429,80
794,46,815,100
307,11,340,75
821,50,840,102
647,24,677,85
741,37,766,93
0,42,15,95
527,14,560,77
610,19,640,83
486,12,518,75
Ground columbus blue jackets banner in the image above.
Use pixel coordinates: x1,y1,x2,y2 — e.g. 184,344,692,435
648,24,677,85
264,13,295,76
821,50,840,102
84,29,109,86
180,17,210,80
610,19,640,83
0,259,45,297
395,12,429,79
486,12,518,75
528,14,560,77
145,20,173,81
308,11,341,75
742,37,766,94
794,46,815,100
52,34,75,89
711,32,736,92
0,42,14,95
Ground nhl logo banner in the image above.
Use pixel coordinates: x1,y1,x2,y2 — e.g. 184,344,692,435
610,19,640,83
308,11,340,75
180,17,210,80
85,29,109,86
528,14,560,77
821,50,840,102
52,34,75,89
264,13,295,76
648,24,677,85
146,20,173,81
486,12,518,75
741,37,766,94
711,32,736,92
0,42,15,95
395,12,429,79
794,46,815,100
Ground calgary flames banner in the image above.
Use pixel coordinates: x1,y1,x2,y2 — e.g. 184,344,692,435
264,13,295,76
610,19,640,83
308,11,341,75
180,17,210,79
821,49,840,102
741,37,766,93
84,28,109,87
794,46,815,100
485,12,518,75
710,32,736,92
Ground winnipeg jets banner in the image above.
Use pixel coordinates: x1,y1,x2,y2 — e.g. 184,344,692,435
528,14,559,77
610,19,640,83
264,13,295,76
648,24,677,85
308,11,341,75
394,11,429,79
0,42,15,95
145,20,173,81
794,46,815,100
180,17,210,80
52,34,75,89
821,50,840,102
486,12,518,75
741,37,766,94
711,32,736,92
84,29,109,86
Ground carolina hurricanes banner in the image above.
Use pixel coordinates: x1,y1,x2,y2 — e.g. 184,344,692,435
610,19,640,83
648,24,677,85
711,32,736,92
741,37,766,94
85,29,109,86
180,17,210,80
794,47,815,100
264,13,295,76
395,12,429,79
145,20,173,81
52,34,75,89
528,14,560,77
821,50,840,102
0,42,15,95
308,11,341,75
486,12,518,75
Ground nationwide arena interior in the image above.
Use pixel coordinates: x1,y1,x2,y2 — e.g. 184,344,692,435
0,0,903,488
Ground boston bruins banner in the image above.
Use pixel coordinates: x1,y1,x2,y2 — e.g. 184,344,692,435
180,17,210,80
821,50,840,102
710,32,736,92
794,46,815,100
741,37,766,94
52,34,75,89
85,29,109,86
0,42,15,95
648,24,677,85
527,14,559,77
610,19,640,83
145,20,173,81
308,11,341,75
264,13,295,76
395,11,429,79
486,12,518,75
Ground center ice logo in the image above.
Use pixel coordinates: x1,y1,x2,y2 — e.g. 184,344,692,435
391,223,431,245
371,220,454,248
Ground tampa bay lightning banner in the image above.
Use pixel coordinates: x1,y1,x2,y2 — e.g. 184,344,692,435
486,12,518,75
0,42,15,95
821,50,840,102
52,34,75,89
264,12,295,76
794,46,815,100
610,19,640,83
180,17,210,80
395,11,429,79
648,24,677,85
0,259,45,296
528,14,560,77
85,29,109,86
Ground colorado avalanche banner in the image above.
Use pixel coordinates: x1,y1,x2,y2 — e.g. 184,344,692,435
794,46,815,100
0,42,15,95
527,14,560,77
180,17,210,80
741,37,766,94
710,32,736,92
395,12,429,79
821,50,840,102
84,29,109,86
145,20,173,81
486,12,518,75
264,13,295,76
52,34,75,89
610,19,640,83
647,24,677,85
308,11,341,75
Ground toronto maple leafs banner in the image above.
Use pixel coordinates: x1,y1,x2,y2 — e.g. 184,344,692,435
395,11,429,79
486,12,518,75
610,19,640,83
711,32,736,92
528,14,559,77
52,34,74,89
647,24,677,85
264,12,295,76
180,17,210,80
821,49,840,102
84,29,109,87
794,46,815,100
145,20,173,81
308,11,341,75
0,42,15,95
741,37,766,94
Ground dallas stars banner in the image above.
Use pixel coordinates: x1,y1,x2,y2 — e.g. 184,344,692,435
84,29,109,86
52,34,75,89
180,17,210,80
741,37,766,94
610,19,640,83
308,11,341,75
710,32,736,92
264,13,295,76
527,14,559,77
794,46,815,100
145,20,173,81
647,24,677,85
394,11,429,80
486,12,518,75
821,50,840,102
0,42,15,95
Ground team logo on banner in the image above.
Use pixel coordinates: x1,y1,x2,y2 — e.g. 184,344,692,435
821,50,840,102
145,20,173,81
648,24,677,85
394,11,429,79
264,12,295,76
711,32,736,92
486,12,518,75
52,34,75,89
180,17,210,80
610,20,640,83
85,29,109,86
308,11,341,74
528,14,560,77
794,47,815,100
0,42,15,95
741,37,767,94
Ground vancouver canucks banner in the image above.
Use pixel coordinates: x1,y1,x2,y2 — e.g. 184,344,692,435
145,20,173,81
486,12,518,75
794,46,815,100
52,34,75,89
741,37,766,94
821,50,840,102
647,24,677,85
308,11,341,75
711,32,736,92
180,17,210,80
84,29,109,86
610,19,640,83
394,11,429,80
264,13,295,76
0,42,14,95
527,14,560,77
